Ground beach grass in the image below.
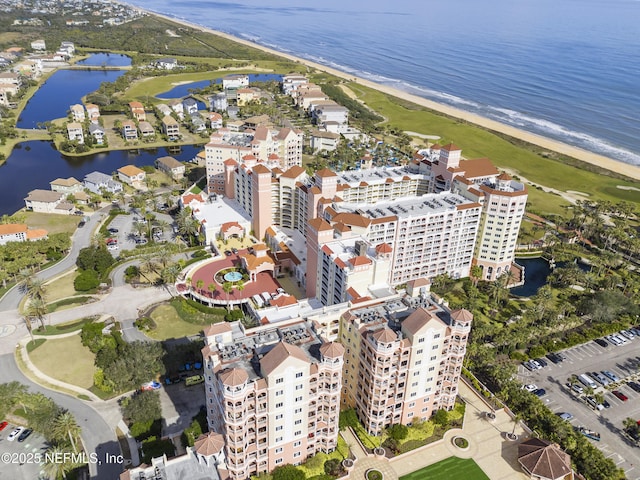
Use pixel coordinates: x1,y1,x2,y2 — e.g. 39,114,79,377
28,334,96,389
400,457,489,480
346,82,639,205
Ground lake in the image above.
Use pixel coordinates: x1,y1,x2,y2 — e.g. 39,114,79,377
17,69,126,128
0,142,202,216
510,257,551,297
75,53,132,67
157,73,282,98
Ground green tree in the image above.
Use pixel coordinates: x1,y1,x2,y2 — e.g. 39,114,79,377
121,390,162,425
52,410,81,452
271,464,305,480
386,423,409,441
432,409,449,427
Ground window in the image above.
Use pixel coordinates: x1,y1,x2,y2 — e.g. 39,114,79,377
415,360,422,365
276,437,283,443
416,349,423,355
276,402,283,408
432,344,439,350
412,382,418,387
296,384,303,390
295,419,302,425
295,430,302,436
295,396,303,402
294,452,301,458
276,390,283,396
295,408,302,414
430,356,437,361
428,366,435,372
275,447,283,454
294,441,301,447
296,372,303,378
275,458,283,465
418,338,425,343
434,333,440,339
276,425,283,431
276,378,283,384
276,414,283,420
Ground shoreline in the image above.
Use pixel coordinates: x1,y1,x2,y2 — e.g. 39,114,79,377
128,4,640,182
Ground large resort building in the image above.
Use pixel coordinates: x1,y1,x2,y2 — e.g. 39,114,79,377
165,76,527,480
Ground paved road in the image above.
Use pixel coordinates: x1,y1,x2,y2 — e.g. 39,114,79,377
0,207,109,313
0,354,123,480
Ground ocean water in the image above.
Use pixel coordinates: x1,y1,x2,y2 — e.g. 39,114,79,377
126,0,640,167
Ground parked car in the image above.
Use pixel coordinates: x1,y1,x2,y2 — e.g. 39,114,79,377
17,428,33,442
612,390,628,401
586,396,604,410
601,399,611,409
592,372,610,386
602,370,619,382
140,381,161,391
571,384,584,394
523,384,538,392
0,421,8,432
107,244,119,251
534,357,548,368
231,247,238,254
546,352,564,364
627,382,640,393
530,359,542,369
224,250,232,256
7,426,23,441
108,227,119,234
620,330,635,340
557,412,573,420
533,388,546,397
594,338,608,348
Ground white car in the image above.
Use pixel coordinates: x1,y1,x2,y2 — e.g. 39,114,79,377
107,244,119,251
523,384,538,392
7,426,24,441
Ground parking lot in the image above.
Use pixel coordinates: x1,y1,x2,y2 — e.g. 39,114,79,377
104,211,176,257
0,424,47,479
518,338,640,478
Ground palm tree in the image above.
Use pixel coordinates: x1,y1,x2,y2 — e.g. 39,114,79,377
42,444,78,479
222,281,234,311
27,296,48,330
26,277,47,303
52,410,81,453
196,279,204,295
470,265,482,287
23,316,34,342
207,282,217,299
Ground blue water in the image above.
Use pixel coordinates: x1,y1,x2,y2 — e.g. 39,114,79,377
0,142,202,215
157,73,282,98
510,258,551,297
17,69,125,128
75,53,132,67
125,0,640,166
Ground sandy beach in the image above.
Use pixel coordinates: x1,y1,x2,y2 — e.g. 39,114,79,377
136,6,640,182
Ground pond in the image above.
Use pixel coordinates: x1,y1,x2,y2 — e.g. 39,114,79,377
223,271,243,282
75,53,132,67
510,257,551,297
17,69,125,128
0,142,202,215
156,73,283,99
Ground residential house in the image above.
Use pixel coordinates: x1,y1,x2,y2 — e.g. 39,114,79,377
129,101,146,121
281,74,308,95
169,99,184,120
0,89,10,107
70,104,85,122
162,116,180,139
117,165,146,190
50,177,83,196
310,130,340,152
227,106,239,119
0,73,22,90
155,156,185,180
85,103,100,123
122,120,138,141
312,103,348,127
222,74,249,90
182,97,199,115
208,112,223,129
0,224,47,245
67,122,84,144
243,114,271,129
30,39,46,51
156,104,172,118
236,87,259,106
153,58,178,70
60,41,75,55
138,121,155,137
14,59,42,79
89,124,105,144
84,171,123,194
24,190,73,214
190,114,207,133
226,120,244,132
209,93,228,112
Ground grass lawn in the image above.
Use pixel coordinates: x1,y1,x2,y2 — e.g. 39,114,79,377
23,211,81,235
44,270,80,303
29,334,96,389
34,316,97,336
46,296,94,313
147,304,210,340
400,457,489,480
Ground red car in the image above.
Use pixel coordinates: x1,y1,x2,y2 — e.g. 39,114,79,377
612,390,628,401
0,421,8,432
